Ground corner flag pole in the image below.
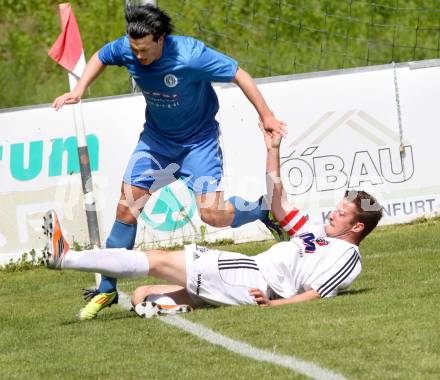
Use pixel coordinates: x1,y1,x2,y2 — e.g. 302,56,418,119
49,3,101,286
68,75,102,250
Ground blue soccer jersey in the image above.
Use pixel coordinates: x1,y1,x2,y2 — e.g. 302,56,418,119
98,35,238,142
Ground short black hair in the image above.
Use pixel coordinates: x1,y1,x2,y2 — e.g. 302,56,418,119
125,4,174,41
345,189,383,240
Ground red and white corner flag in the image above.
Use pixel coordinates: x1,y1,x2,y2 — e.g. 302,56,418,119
48,3,86,78
48,3,102,271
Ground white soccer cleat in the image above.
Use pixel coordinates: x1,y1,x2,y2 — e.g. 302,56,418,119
134,301,193,319
42,210,70,269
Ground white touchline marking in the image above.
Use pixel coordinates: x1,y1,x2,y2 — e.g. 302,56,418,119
118,291,348,380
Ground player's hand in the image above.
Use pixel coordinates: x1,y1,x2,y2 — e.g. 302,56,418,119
260,112,287,137
52,91,81,110
249,288,271,307
259,121,282,150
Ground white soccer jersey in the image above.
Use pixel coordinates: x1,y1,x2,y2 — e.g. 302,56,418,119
255,211,362,299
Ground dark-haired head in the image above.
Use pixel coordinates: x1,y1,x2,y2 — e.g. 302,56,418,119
125,3,174,41
344,189,383,240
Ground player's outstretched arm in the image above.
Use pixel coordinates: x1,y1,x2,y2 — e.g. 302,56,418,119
233,67,287,136
261,127,293,222
52,51,107,110
249,288,321,307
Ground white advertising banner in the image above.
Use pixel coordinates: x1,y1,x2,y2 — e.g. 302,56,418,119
1,61,439,264
220,62,440,227
0,95,143,262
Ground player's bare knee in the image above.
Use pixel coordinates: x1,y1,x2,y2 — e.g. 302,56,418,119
117,185,150,222
199,208,223,227
116,203,138,224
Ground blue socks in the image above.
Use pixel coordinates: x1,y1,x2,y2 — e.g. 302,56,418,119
98,220,138,293
228,196,268,228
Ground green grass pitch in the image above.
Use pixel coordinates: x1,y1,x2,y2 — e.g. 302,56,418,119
1,218,439,379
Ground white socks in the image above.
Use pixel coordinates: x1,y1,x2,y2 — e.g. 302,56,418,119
61,248,150,278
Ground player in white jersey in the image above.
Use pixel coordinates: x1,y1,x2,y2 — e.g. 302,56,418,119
42,131,383,317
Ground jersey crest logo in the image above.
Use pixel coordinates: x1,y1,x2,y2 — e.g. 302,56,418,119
315,238,330,246
164,74,178,87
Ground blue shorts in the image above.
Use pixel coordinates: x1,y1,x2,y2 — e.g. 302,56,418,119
123,130,223,195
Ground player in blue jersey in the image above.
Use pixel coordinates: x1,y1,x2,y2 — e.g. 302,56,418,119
52,4,287,320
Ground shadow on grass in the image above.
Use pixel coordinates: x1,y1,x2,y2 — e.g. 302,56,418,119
60,310,136,325
338,288,372,296
58,290,373,326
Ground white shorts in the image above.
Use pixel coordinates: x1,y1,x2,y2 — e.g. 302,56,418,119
184,244,268,306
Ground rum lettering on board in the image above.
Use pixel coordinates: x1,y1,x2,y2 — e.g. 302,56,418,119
10,141,43,181
6,135,99,181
